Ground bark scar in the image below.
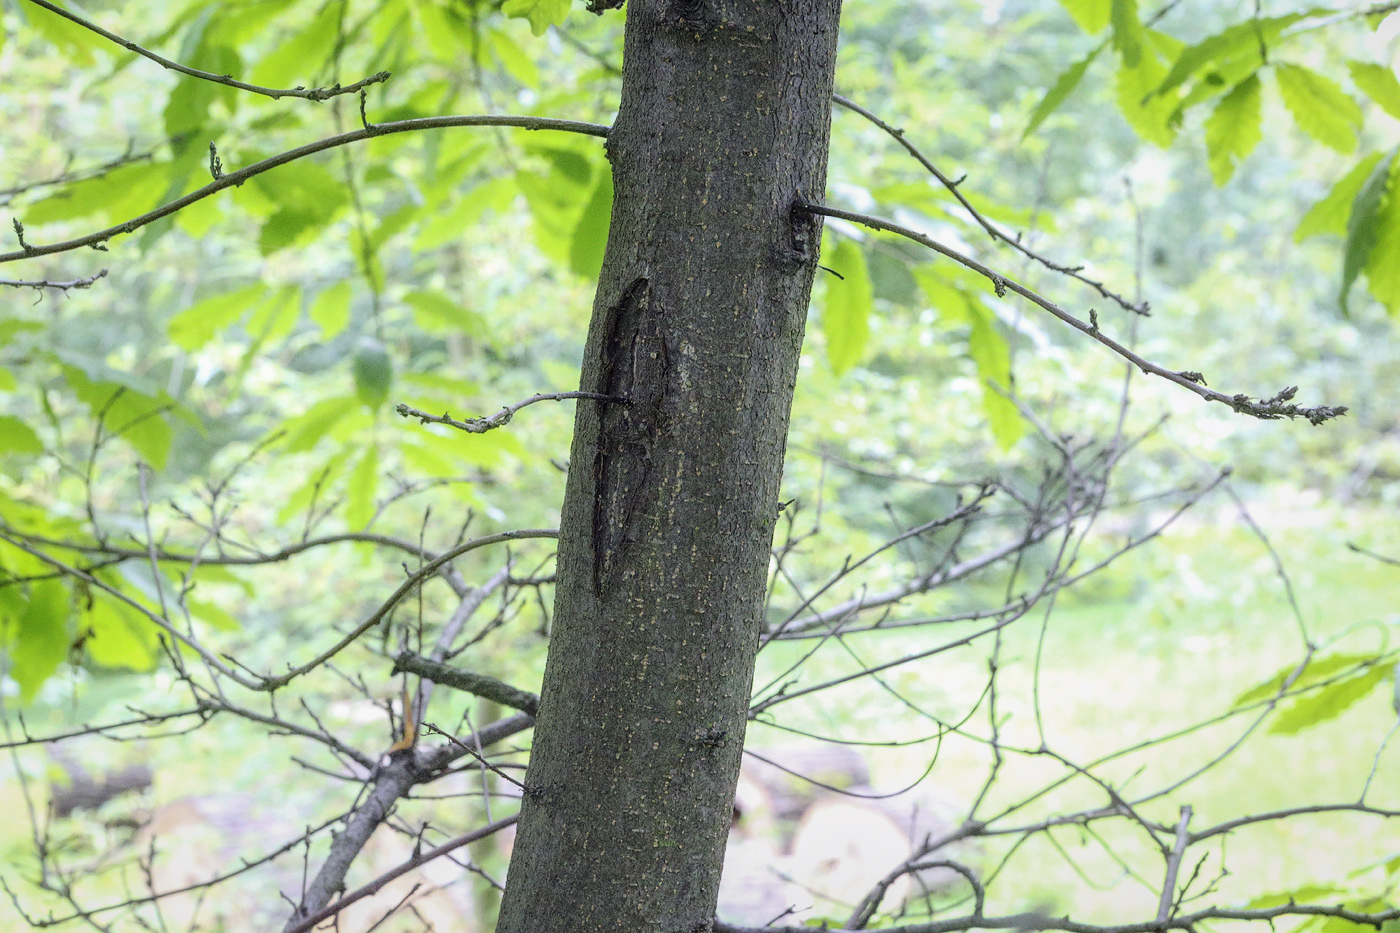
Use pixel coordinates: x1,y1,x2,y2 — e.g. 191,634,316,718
591,277,669,594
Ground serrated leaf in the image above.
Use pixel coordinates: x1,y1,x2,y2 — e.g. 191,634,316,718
1057,0,1110,33
501,0,570,36
1153,12,1314,99
1341,150,1395,313
1110,0,1142,67
1025,45,1104,139
1270,664,1387,734
1115,31,1182,147
1295,152,1385,242
310,282,352,338
1276,63,1362,154
570,168,614,280
345,444,379,530
168,284,267,351
1364,153,1400,316
1348,60,1400,119
823,240,873,377
0,416,43,455
1204,73,1263,184
9,579,70,703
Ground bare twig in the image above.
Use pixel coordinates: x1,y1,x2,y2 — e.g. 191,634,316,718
0,269,107,291
832,93,1149,316
1,115,609,264
22,0,389,102
396,392,627,435
802,203,1347,425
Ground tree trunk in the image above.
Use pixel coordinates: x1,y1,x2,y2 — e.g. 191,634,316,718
495,2,842,931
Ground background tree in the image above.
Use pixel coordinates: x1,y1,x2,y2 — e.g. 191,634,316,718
1,1,1398,932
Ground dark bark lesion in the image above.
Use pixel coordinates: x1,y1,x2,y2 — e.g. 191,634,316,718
591,277,671,593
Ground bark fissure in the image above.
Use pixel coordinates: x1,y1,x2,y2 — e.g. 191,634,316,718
592,276,670,593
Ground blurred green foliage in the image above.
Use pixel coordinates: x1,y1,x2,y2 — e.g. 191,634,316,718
0,0,1398,928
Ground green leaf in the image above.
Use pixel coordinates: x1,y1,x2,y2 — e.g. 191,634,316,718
21,0,104,65
415,176,517,252
345,444,379,530
9,579,70,703
1024,45,1104,139
1204,73,1263,185
1153,12,1314,99
277,453,348,523
246,286,300,346
518,146,599,261
823,240,874,377
21,162,171,226
1057,0,1110,33
1234,652,1381,707
187,598,241,632
0,416,43,455
0,320,44,347
281,396,356,452
1348,61,1400,120
168,284,267,351
1115,31,1183,147
353,337,393,410
403,291,484,334
164,45,241,139
570,168,614,280
1340,151,1395,313
1363,154,1400,316
310,282,353,338
62,366,175,470
501,0,571,36
1295,152,1385,242
1110,0,1142,67
489,26,542,87
83,599,157,671
1270,664,1388,734
255,162,350,255
1246,886,1343,910
1276,64,1362,154
249,1,341,87
967,303,1023,449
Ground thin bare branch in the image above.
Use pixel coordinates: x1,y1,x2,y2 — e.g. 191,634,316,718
22,0,389,102
803,203,1347,425
396,392,627,435
2,115,609,264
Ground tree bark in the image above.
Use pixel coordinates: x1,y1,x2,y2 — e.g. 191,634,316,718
495,2,842,931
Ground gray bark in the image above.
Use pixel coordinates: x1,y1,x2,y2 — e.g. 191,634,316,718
496,2,843,931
